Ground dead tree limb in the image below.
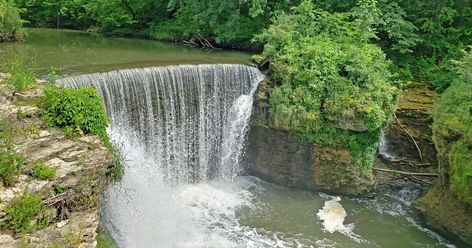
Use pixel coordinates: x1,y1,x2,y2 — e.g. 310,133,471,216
394,114,424,162
373,167,438,177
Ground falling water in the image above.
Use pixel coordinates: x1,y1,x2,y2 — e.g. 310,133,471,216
59,64,263,184
59,64,268,247
378,132,396,159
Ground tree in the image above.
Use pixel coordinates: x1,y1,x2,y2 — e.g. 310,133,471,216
0,0,24,41
256,0,399,171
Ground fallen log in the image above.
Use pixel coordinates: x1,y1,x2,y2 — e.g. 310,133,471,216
373,167,438,177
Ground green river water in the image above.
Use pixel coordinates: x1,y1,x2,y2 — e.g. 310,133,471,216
0,28,251,74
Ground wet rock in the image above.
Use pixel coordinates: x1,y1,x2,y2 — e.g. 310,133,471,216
0,234,14,247
414,186,472,245
327,112,368,132
56,219,69,228
312,146,376,195
13,87,44,102
0,72,11,80
11,212,99,248
245,125,316,189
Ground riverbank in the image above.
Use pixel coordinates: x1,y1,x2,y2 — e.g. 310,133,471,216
0,73,115,247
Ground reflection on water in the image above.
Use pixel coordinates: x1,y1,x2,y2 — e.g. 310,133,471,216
0,28,252,74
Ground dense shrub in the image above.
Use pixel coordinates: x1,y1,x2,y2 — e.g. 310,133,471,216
256,0,399,171
31,161,56,180
432,48,472,204
0,0,23,41
40,85,109,141
5,191,43,234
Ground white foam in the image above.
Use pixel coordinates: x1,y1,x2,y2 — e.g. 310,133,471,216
317,196,347,233
317,194,366,244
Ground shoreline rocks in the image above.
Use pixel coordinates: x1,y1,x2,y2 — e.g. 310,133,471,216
0,80,114,247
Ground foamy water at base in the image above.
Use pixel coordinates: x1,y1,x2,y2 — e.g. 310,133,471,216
101,128,455,248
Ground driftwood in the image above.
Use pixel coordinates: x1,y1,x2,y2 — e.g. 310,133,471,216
42,192,68,206
394,114,424,162
384,157,430,167
197,35,216,49
183,39,198,46
373,167,438,177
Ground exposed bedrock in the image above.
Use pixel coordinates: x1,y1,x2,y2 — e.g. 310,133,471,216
380,83,439,166
0,79,114,248
244,80,375,196
245,82,438,195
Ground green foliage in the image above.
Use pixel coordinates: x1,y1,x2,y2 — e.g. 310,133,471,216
40,85,110,141
108,144,124,182
257,0,399,171
97,226,118,248
53,184,69,195
0,0,24,41
380,0,471,91
5,191,43,234
7,57,36,91
151,0,275,48
31,161,56,180
432,49,472,204
0,117,24,186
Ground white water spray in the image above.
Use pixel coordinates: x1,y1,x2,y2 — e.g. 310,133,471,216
60,64,265,247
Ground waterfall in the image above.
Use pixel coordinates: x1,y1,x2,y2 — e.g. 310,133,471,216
378,132,395,159
59,64,263,183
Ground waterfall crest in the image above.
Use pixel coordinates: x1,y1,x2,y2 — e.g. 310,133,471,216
59,64,264,184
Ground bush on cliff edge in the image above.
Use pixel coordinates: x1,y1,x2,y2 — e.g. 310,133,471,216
40,85,109,142
432,48,472,204
255,0,399,171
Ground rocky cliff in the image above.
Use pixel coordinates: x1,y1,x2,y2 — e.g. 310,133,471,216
413,78,472,246
245,79,375,196
0,74,114,248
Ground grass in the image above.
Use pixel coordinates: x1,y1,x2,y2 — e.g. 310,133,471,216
107,143,125,182
6,58,36,91
31,161,56,180
97,226,118,248
0,116,24,186
5,191,43,234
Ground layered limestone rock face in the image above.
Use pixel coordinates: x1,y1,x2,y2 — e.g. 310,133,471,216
374,84,439,196
380,83,438,166
0,78,114,248
245,82,440,196
245,80,375,196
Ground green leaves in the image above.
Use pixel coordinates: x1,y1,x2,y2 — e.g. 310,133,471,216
6,57,36,91
40,85,110,142
31,161,56,180
260,0,399,172
5,191,44,234
433,49,472,204
0,117,24,187
0,0,24,41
